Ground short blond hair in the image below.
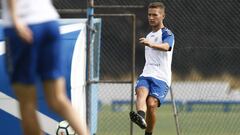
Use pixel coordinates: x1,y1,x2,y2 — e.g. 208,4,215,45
148,2,165,11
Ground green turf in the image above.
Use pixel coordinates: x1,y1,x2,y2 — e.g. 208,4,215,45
97,104,177,135
96,104,240,135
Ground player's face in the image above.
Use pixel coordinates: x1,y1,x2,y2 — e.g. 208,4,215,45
148,8,165,27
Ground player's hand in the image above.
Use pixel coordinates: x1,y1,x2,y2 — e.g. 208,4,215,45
14,21,33,44
139,37,152,47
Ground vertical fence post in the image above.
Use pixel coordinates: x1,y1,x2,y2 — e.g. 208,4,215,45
87,0,94,80
87,0,94,135
170,87,181,135
130,14,136,135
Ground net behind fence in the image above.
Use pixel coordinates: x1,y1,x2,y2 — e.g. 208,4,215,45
165,1,240,135
96,16,134,135
99,16,133,80
53,0,86,9
171,48,240,135
98,83,132,135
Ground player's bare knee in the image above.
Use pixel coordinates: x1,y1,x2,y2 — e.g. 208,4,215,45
20,102,37,111
147,102,158,110
47,96,65,112
147,97,158,109
47,101,59,112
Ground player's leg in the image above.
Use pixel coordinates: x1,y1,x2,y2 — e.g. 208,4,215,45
130,77,149,129
4,26,43,135
39,21,89,135
13,84,44,135
145,96,158,135
136,86,149,113
129,87,148,129
43,78,89,135
145,77,169,135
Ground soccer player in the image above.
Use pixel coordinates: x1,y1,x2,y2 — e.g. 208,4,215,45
1,0,89,135
129,2,175,135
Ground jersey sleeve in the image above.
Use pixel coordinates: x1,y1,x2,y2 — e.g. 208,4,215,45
162,29,174,51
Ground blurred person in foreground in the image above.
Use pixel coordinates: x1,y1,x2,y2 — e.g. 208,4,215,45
129,2,175,135
1,0,89,135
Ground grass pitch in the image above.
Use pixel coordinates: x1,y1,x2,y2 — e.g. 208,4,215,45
97,104,240,135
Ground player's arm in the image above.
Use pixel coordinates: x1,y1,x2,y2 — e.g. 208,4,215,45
139,38,170,51
152,42,170,51
139,30,174,51
7,0,18,25
7,0,33,44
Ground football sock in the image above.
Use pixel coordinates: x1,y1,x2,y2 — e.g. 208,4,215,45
145,131,152,135
137,110,145,118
